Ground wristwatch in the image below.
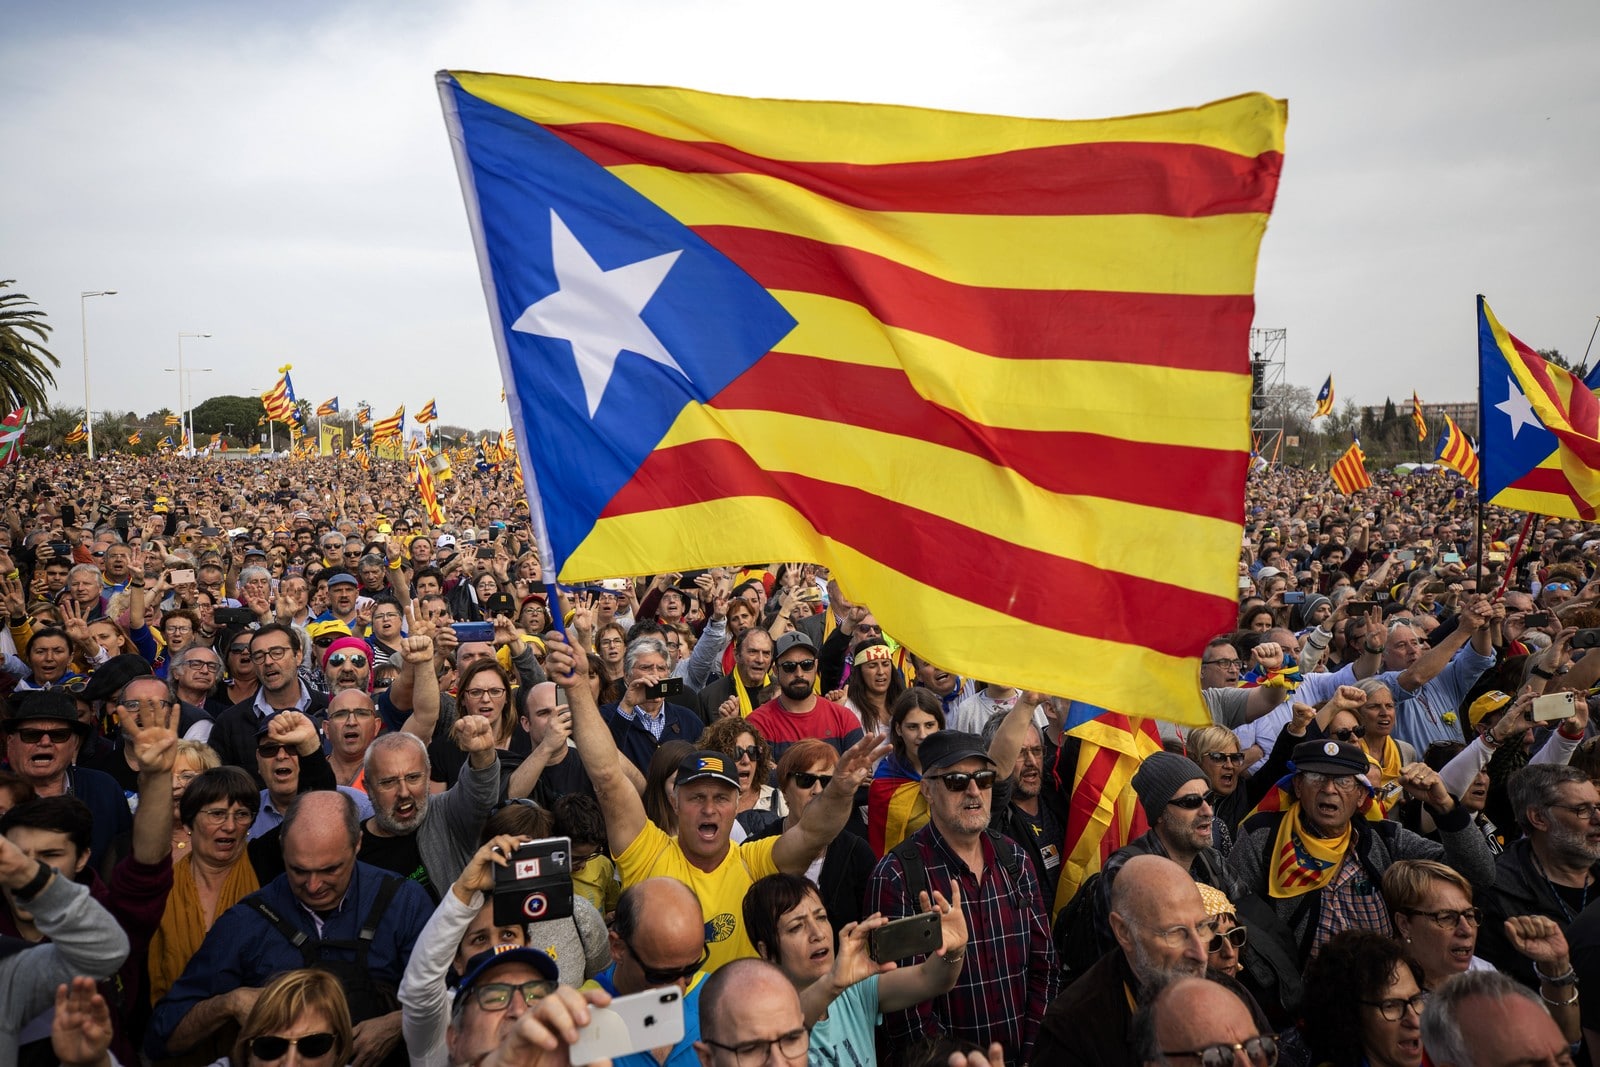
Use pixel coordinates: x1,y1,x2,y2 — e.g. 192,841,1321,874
1531,666,1555,680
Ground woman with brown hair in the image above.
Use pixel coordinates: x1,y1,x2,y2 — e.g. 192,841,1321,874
700,716,787,840
429,658,522,797
641,740,698,835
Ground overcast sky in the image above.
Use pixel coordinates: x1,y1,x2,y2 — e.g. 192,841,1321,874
6,0,1598,433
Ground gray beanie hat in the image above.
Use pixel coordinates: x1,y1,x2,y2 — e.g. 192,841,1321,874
1131,751,1206,823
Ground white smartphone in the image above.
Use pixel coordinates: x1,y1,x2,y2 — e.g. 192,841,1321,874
1532,691,1576,723
570,987,684,1066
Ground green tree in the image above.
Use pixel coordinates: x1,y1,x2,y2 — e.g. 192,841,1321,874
0,281,58,412
190,394,270,437
29,406,86,449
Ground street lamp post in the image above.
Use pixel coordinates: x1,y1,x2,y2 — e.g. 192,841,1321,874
176,332,211,450
80,290,117,460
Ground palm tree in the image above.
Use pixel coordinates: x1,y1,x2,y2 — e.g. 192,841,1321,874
30,406,86,449
0,281,57,413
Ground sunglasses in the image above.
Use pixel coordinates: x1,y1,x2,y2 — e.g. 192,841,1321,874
626,938,710,986
248,1033,337,1060
256,742,295,759
327,652,368,669
1168,794,1211,810
777,658,817,674
791,771,833,790
732,744,760,761
1332,726,1366,742
1207,925,1248,953
931,770,997,792
15,727,76,745
1202,752,1245,766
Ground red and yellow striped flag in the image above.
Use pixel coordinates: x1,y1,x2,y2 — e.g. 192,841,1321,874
371,405,405,441
1435,413,1480,488
412,452,445,524
1411,392,1427,441
1331,439,1372,494
441,74,1285,714
1055,705,1161,913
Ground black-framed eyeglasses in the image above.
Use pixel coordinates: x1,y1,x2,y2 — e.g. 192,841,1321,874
1399,907,1482,930
1168,794,1211,811
1201,658,1244,670
624,935,708,986
1362,992,1428,1021
791,771,833,790
930,770,997,792
248,1032,337,1060
1207,925,1248,953
1550,802,1600,822
1160,1035,1277,1067
703,1028,810,1067
777,659,816,674
467,979,558,1012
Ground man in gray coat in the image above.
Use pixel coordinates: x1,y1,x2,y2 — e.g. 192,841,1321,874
359,716,501,897
0,830,130,1062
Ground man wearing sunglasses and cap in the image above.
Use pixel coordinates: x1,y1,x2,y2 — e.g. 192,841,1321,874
746,632,864,767
866,729,1058,1060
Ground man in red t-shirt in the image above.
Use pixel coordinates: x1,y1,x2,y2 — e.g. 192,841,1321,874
747,632,865,765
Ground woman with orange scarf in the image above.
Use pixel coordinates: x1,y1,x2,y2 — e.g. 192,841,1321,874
149,766,261,1007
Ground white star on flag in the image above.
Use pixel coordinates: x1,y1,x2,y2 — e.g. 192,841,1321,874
1494,377,1541,440
512,210,685,417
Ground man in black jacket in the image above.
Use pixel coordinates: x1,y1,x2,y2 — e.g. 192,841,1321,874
207,624,330,782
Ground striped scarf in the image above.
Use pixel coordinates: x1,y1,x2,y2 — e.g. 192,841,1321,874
1268,802,1351,899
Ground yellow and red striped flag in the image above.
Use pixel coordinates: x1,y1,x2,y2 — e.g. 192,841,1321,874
163,413,181,427
415,399,439,424
1330,439,1372,494
371,405,405,441
1412,391,1427,441
441,73,1285,716
64,422,87,445
1435,413,1480,488
1055,706,1161,913
412,452,445,524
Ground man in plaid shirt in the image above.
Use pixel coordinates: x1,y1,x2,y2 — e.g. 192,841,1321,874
866,730,1058,1061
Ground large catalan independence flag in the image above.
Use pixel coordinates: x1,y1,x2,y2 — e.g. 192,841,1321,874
1480,296,1600,519
439,72,1285,714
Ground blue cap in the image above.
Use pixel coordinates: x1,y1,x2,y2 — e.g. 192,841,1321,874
454,946,561,1007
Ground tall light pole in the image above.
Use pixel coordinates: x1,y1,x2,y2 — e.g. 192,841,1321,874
80,290,117,460
176,332,211,450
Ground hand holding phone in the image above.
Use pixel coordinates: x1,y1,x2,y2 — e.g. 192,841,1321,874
570,988,684,1067
493,837,576,925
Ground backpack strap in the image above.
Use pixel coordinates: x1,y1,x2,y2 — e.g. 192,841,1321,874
888,836,929,913
352,875,405,969
247,895,316,964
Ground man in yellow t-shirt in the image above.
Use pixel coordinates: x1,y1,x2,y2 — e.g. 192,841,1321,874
545,632,887,974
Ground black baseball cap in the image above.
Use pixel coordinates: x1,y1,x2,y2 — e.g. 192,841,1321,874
917,730,995,774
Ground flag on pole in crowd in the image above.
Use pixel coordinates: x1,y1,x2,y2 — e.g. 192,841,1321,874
180,430,191,451
412,451,446,524
356,403,372,426
248,443,262,454
64,422,87,445
261,373,296,423
1330,438,1372,494
1313,375,1335,417
126,430,141,446
1411,392,1427,441
438,72,1283,717
0,409,26,468
163,413,181,427
316,397,340,417
372,405,405,441
158,436,174,451
1054,701,1162,914
415,399,439,424
208,433,222,450
1435,413,1480,488
1479,295,1600,520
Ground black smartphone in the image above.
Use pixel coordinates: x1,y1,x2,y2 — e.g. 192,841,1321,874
214,607,257,627
868,911,940,964
1524,612,1554,629
476,546,495,560
488,526,502,541
493,837,575,925
1345,601,1379,617
643,677,684,700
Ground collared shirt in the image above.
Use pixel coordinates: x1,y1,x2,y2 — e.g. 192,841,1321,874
253,786,373,840
252,679,314,722
614,701,667,740
866,822,1058,1059
1313,850,1393,952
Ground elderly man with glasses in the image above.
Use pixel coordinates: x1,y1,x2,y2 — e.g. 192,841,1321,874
205,623,332,779
1226,739,1494,969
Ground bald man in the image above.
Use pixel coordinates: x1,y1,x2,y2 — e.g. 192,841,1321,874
586,878,709,1067
148,791,434,1062
1033,855,1213,1067
696,959,809,1067
1135,975,1272,1067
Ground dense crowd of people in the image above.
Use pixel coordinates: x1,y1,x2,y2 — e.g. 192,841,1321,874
0,450,1595,1067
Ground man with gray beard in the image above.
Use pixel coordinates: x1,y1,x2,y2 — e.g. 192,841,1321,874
1032,855,1215,1067
358,717,501,901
